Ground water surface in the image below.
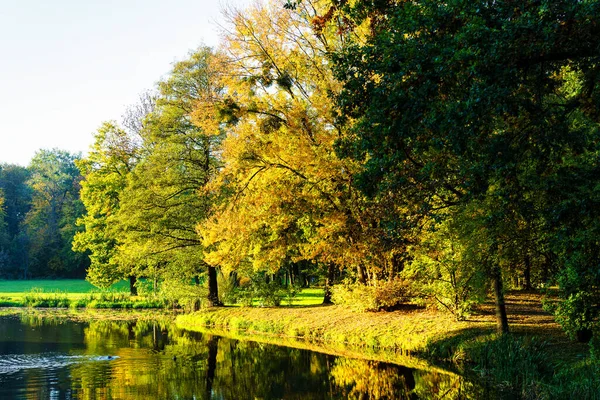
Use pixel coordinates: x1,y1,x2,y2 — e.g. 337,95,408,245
0,313,474,399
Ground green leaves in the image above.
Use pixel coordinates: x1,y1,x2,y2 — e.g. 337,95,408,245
25,149,87,277
331,0,600,331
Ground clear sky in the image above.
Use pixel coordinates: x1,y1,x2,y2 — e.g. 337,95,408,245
0,0,248,166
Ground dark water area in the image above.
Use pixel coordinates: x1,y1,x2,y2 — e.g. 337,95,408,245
0,314,481,399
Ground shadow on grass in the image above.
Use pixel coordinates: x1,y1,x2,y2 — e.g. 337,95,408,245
421,326,495,361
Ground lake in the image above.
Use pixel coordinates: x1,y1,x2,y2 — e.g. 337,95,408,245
0,313,479,399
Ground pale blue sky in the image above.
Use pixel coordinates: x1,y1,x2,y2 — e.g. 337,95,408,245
0,0,248,166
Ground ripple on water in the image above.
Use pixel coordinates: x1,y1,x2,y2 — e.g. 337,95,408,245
0,354,117,376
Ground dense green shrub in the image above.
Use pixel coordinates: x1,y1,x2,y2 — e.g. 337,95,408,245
545,291,597,342
405,220,488,320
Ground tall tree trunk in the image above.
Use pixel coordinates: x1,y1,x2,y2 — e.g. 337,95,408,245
357,265,367,285
292,263,300,286
192,275,201,311
492,266,510,334
523,254,532,290
207,265,221,307
205,335,219,398
129,275,138,296
289,265,295,286
323,263,335,305
541,253,552,286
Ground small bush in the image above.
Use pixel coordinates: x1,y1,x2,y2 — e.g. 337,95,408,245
545,291,597,342
331,279,412,312
373,278,413,310
331,283,376,312
159,279,207,311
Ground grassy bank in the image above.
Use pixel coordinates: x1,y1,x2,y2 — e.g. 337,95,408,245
0,306,177,323
177,291,599,398
177,291,572,355
177,303,469,352
0,291,164,309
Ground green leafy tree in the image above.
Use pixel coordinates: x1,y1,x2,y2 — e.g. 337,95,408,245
0,164,31,278
0,192,9,273
406,212,487,320
25,149,88,277
332,0,600,333
114,47,224,306
73,122,140,290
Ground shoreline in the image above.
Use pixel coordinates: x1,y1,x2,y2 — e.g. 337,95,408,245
3,291,597,397
175,304,471,356
175,291,582,361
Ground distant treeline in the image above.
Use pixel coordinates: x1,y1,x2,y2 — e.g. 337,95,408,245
0,151,89,279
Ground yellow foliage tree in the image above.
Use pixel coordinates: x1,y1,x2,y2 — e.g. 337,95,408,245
197,0,403,301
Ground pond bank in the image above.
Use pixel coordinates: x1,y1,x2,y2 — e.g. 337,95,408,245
176,304,468,354
3,291,598,397
177,291,576,357
177,291,599,398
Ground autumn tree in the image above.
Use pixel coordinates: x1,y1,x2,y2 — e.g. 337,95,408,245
199,0,404,305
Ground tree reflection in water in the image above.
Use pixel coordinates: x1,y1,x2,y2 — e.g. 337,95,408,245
0,315,483,399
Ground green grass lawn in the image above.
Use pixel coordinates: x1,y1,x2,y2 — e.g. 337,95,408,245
0,279,324,305
290,288,324,306
0,279,129,299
